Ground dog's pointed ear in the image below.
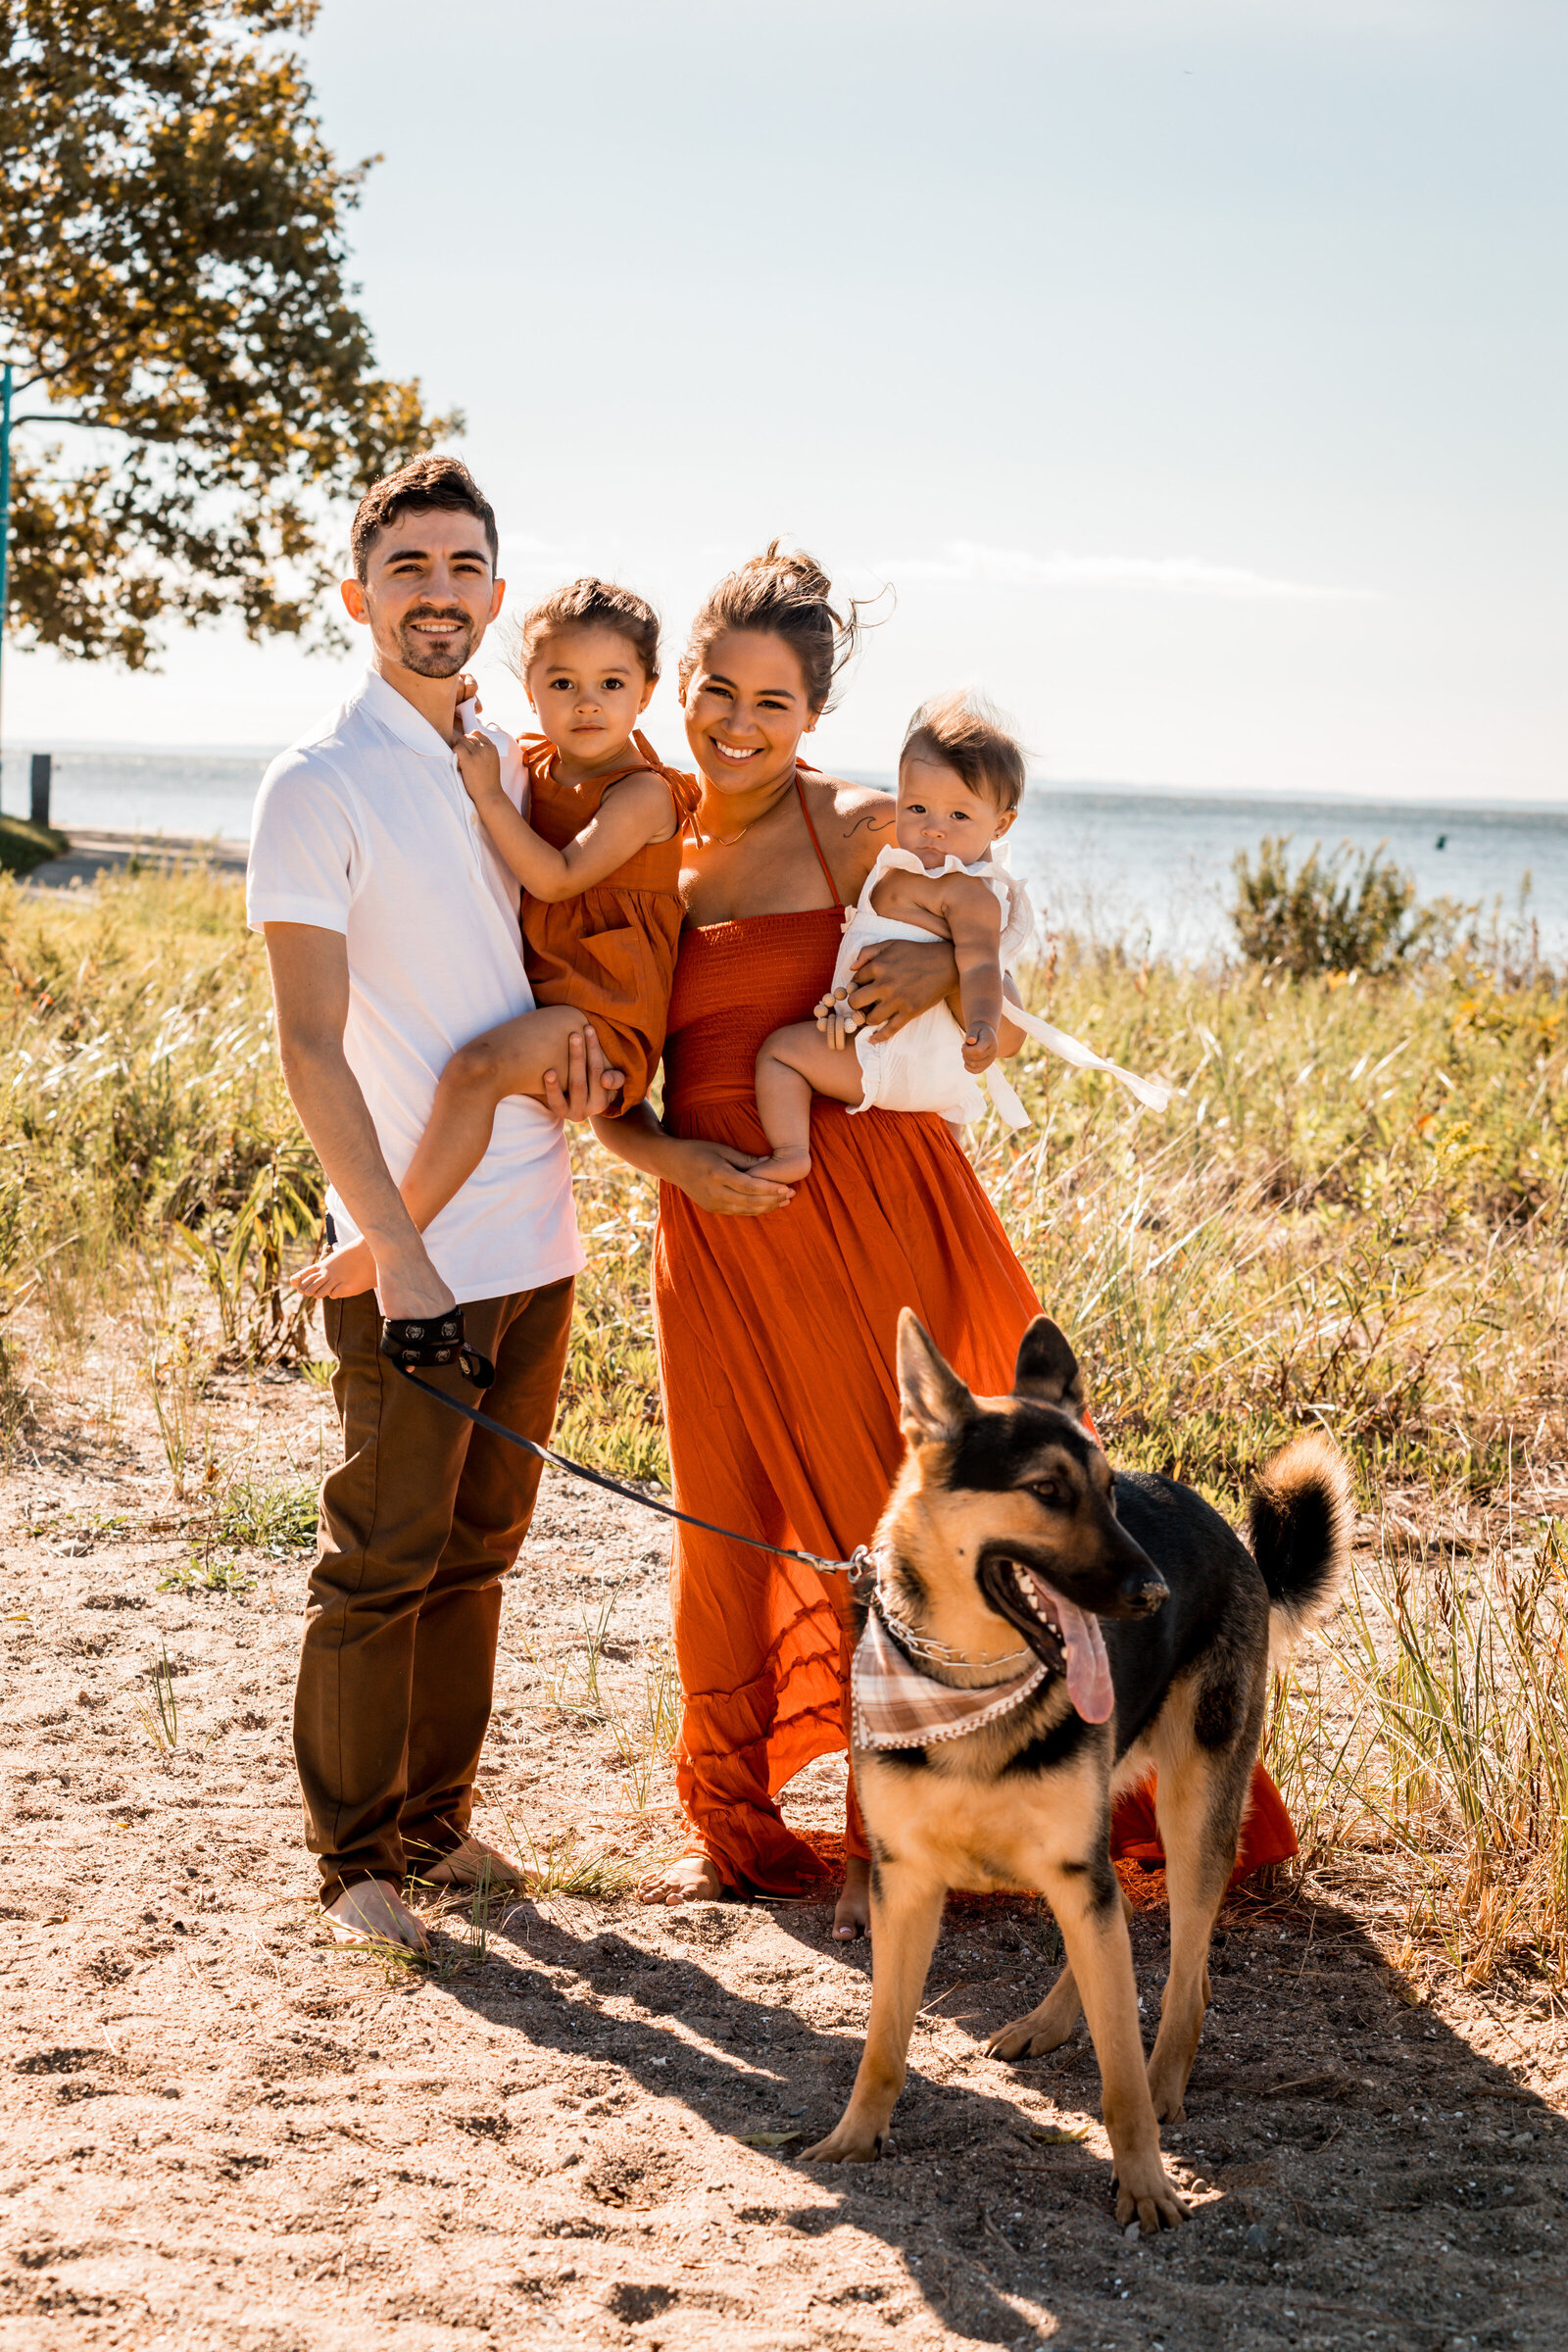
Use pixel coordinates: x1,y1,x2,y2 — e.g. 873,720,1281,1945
898,1309,973,1446
1013,1316,1089,1418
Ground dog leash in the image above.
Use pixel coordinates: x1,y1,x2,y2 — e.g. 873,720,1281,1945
378,1312,876,1584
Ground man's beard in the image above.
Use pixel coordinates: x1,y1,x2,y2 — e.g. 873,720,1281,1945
393,610,478,677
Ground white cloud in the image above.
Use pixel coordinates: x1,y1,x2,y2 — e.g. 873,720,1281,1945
874,540,1377,601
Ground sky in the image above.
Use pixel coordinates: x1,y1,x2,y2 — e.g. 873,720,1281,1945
4,0,1565,799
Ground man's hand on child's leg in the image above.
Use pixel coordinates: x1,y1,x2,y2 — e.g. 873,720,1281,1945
541,1024,624,1123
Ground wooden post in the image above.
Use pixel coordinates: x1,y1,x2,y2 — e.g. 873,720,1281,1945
29,752,52,829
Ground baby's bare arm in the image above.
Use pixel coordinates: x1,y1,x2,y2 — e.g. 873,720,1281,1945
939,875,1004,1069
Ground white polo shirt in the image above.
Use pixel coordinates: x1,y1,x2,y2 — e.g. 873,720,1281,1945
246,666,583,1304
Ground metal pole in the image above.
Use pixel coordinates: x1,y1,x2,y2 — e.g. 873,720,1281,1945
0,362,12,813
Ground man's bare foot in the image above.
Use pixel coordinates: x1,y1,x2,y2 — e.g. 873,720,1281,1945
418,1835,526,1889
322,1879,427,1951
638,1853,725,1906
293,1238,376,1298
749,1148,812,1185
833,1857,871,1941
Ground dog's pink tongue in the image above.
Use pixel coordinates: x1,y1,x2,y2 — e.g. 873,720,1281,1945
1055,1594,1114,1723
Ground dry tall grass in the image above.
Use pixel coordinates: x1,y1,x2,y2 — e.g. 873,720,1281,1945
4,860,1566,1985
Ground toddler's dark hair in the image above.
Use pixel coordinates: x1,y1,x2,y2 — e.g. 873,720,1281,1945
514,577,662,683
901,690,1027,814
680,540,873,715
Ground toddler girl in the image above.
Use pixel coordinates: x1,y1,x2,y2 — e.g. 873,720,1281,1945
751,692,1169,1183
300,577,697,1298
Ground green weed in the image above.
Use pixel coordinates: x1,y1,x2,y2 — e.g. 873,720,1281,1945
217,1472,318,1554
158,1555,257,1597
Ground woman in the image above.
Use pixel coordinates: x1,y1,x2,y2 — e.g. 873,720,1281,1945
596,545,1295,1939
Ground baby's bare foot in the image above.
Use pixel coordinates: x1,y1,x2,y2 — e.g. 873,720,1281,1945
750,1149,812,1186
293,1238,377,1298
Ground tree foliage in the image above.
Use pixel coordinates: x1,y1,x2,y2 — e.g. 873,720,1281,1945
0,1,458,665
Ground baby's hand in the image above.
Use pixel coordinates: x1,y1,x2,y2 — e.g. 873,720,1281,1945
455,729,504,806
961,1021,999,1074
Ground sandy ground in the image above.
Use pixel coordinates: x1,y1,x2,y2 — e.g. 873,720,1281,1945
4,1317,1568,2352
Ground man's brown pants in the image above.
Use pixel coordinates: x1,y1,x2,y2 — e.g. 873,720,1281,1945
296,1278,574,1903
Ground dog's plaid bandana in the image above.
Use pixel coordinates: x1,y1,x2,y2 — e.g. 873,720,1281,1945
852,1601,1051,1750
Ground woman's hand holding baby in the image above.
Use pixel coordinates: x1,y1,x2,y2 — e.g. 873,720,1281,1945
842,938,958,1043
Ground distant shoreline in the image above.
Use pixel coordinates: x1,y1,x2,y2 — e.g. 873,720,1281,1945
3,744,1566,820
23,829,249,891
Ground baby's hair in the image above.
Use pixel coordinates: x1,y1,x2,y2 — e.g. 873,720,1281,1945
513,577,662,684
680,540,875,715
901,690,1028,814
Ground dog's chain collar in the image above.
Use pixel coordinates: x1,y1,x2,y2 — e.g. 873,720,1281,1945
870,1554,1035,1676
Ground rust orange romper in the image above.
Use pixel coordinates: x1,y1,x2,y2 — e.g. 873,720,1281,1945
653,774,1297,1895
518,731,701,1113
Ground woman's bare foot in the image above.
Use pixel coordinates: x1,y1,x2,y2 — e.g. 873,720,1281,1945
293,1237,376,1298
418,1835,526,1889
749,1149,812,1185
322,1879,428,1951
638,1853,725,1906
833,1857,871,1941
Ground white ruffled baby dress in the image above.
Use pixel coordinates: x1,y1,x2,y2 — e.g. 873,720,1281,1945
832,844,1171,1129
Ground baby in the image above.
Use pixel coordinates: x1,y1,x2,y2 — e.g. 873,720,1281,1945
752,692,1169,1183
299,576,696,1300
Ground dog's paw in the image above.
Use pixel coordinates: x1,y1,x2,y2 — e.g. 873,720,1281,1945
1112,2156,1187,2234
800,2122,885,2165
988,2013,1072,2062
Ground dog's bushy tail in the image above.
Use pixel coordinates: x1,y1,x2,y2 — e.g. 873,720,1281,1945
1249,1430,1353,1653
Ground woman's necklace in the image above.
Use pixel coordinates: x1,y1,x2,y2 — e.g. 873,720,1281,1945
693,767,796,851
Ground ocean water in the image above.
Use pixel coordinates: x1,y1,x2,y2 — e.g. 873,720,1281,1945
1,745,272,846
1004,787,1568,963
5,744,1565,963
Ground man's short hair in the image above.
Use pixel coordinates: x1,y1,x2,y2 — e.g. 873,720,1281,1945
350,455,499,580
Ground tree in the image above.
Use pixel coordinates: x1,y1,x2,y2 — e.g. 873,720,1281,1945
0,1,458,667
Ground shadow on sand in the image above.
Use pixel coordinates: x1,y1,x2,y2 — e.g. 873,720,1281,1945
408,1877,1568,2348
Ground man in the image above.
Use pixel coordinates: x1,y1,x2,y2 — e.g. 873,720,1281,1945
247,453,613,1949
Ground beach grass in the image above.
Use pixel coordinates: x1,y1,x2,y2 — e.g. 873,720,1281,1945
3,858,1566,1984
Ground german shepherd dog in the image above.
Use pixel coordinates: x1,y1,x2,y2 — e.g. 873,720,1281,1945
802,1310,1351,2232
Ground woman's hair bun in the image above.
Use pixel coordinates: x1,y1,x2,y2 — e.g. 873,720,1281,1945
680,539,880,715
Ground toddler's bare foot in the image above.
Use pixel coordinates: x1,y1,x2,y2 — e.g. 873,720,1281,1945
638,1853,726,1906
293,1238,376,1298
749,1148,812,1185
321,1879,428,1951
833,1857,872,1941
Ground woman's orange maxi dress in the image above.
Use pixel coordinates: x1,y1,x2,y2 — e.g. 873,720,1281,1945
652,784,1295,1895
